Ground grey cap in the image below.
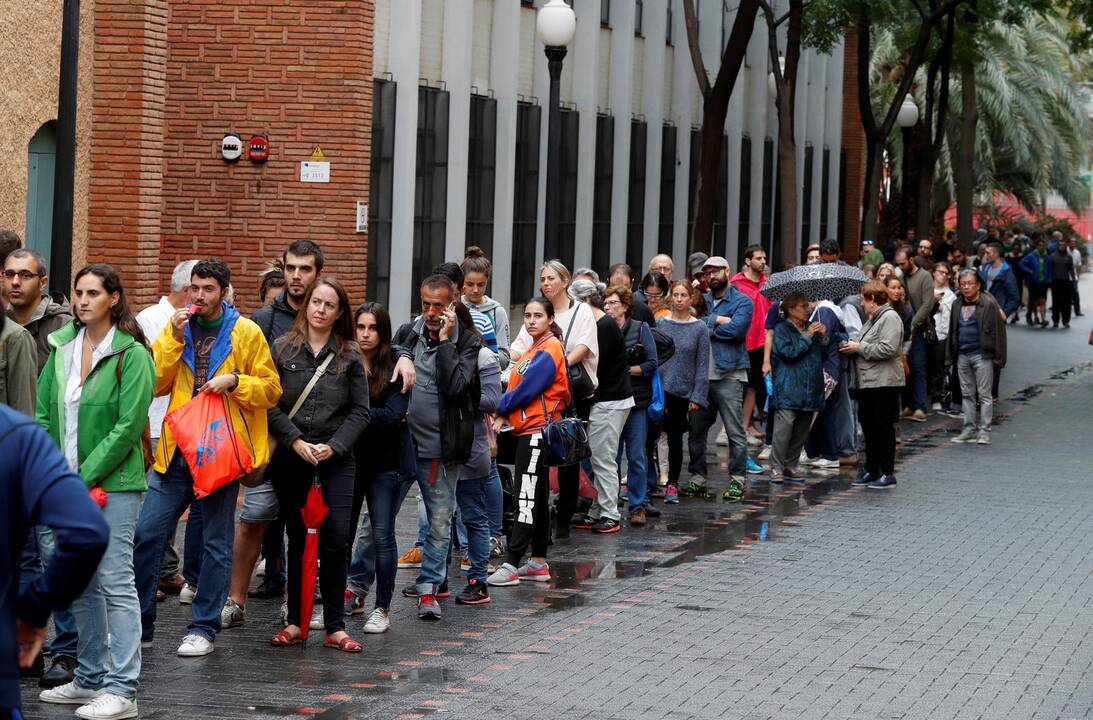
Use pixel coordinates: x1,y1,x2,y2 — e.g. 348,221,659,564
687,252,709,274
701,256,730,271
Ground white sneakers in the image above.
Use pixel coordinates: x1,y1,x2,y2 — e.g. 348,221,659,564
178,583,197,605
40,681,104,705
716,429,729,446
220,598,245,629
75,693,138,720
363,608,390,634
310,606,324,631
177,634,214,657
811,458,840,470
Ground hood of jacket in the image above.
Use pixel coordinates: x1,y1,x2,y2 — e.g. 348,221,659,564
27,294,71,326
181,303,241,378
465,296,502,314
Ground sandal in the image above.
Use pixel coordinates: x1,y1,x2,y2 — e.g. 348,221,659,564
324,634,362,653
270,628,305,646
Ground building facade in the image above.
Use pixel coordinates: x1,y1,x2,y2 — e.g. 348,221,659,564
369,0,847,320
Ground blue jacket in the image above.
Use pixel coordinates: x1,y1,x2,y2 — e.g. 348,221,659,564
770,320,826,412
1019,251,1051,285
703,286,753,374
1,406,109,710
979,262,1020,317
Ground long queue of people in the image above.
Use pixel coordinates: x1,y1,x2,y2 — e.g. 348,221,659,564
2,227,1027,720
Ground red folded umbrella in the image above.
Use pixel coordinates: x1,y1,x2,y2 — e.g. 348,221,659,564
298,472,328,640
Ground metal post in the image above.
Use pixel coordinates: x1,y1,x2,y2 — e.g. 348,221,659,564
899,125,912,246
543,45,566,263
51,0,79,295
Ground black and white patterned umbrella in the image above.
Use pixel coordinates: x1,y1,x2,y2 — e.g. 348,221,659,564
759,263,869,302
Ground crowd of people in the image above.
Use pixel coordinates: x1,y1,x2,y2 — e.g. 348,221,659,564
1,223,1081,719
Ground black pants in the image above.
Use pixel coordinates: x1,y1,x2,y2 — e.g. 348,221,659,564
1051,281,1073,326
663,392,690,486
858,387,900,477
272,450,355,634
1073,280,1082,315
927,339,948,405
505,432,550,566
554,397,591,526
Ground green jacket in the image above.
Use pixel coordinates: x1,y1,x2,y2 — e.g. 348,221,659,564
0,314,37,416
36,322,155,492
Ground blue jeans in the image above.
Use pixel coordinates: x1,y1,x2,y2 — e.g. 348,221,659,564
689,377,747,477
22,527,79,658
615,408,649,511
907,333,928,412
133,452,240,642
414,457,456,594
181,503,203,585
456,476,491,584
486,460,503,537
354,469,404,609
347,500,375,598
70,492,142,698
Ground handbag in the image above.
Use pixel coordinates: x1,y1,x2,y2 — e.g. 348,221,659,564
538,349,591,467
563,304,596,401
240,352,334,487
647,369,665,421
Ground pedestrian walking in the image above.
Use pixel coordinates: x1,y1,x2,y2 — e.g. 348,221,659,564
133,259,282,658
392,274,481,620
768,294,826,482
509,261,597,537
569,279,632,535
839,280,905,489
1046,237,1075,328
345,303,411,634
2,404,109,717
656,281,710,503
1067,237,1083,316
35,264,155,720
267,278,369,651
895,248,932,422
947,270,1007,446
603,285,659,525
488,298,569,587
684,257,753,501
1019,235,1050,327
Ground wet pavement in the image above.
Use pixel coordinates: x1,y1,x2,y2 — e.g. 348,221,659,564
20,300,1093,720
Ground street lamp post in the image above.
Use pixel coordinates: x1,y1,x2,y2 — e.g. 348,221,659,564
536,0,576,263
897,96,919,247
52,0,80,293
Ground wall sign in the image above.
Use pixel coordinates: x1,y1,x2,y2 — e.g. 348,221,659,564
300,161,330,183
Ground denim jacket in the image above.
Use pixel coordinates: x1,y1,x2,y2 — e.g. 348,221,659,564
703,286,754,374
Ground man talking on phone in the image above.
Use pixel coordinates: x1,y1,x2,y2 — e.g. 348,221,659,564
392,275,480,621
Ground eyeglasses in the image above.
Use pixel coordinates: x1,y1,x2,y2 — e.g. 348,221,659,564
2,270,40,281
644,291,665,300
603,298,623,307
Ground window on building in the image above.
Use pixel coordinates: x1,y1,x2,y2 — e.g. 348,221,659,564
627,120,648,270
714,135,728,258
820,147,831,240
666,1,673,45
687,127,700,248
658,124,677,255
412,86,449,295
635,0,644,36
592,114,614,277
737,135,752,261
761,138,774,255
368,79,397,305
466,94,497,261
601,0,611,27
511,101,541,304
801,144,814,249
557,108,580,269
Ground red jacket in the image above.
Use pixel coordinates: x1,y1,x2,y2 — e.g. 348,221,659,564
730,271,771,351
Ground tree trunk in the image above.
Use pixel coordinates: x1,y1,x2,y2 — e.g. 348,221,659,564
770,0,804,267
955,1,978,250
915,164,936,241
687,0,761,255
861,140,882,244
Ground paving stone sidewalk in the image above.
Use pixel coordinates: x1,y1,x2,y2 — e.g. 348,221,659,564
20,359,1093,720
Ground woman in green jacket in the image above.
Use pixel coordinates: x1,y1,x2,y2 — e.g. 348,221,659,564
36,264,155,720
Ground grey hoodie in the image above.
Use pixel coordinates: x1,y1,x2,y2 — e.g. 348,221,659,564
463,296,510,370
8,294,72,373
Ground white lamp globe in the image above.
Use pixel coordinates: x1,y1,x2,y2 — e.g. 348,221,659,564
897,96,919,128
537,0,577,47
767,55,786,97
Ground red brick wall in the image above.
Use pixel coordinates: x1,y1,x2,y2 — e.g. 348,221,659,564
158,1,373,313
840,27,865,263
88,1,169,306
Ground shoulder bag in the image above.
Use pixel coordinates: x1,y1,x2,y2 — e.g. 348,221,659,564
538,346,592,467
240,351,334,487
563,303,596,401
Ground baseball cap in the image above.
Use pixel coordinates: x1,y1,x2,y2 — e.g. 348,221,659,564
687,252,709,274
702,256,730,271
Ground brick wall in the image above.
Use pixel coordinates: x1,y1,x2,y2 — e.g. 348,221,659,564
840,27,864,263
158,1,373,313
87,1,169,306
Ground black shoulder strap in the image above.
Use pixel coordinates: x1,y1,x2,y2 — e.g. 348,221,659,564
563,303,580,347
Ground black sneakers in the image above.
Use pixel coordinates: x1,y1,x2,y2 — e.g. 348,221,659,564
401,580,449,598
591,517,621,534
852,472,874,487
570,514,594,530
39,655,77,688
867,474,897,490
455,579,491,605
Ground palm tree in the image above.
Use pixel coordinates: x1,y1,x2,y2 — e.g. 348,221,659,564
872,10,1092,234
